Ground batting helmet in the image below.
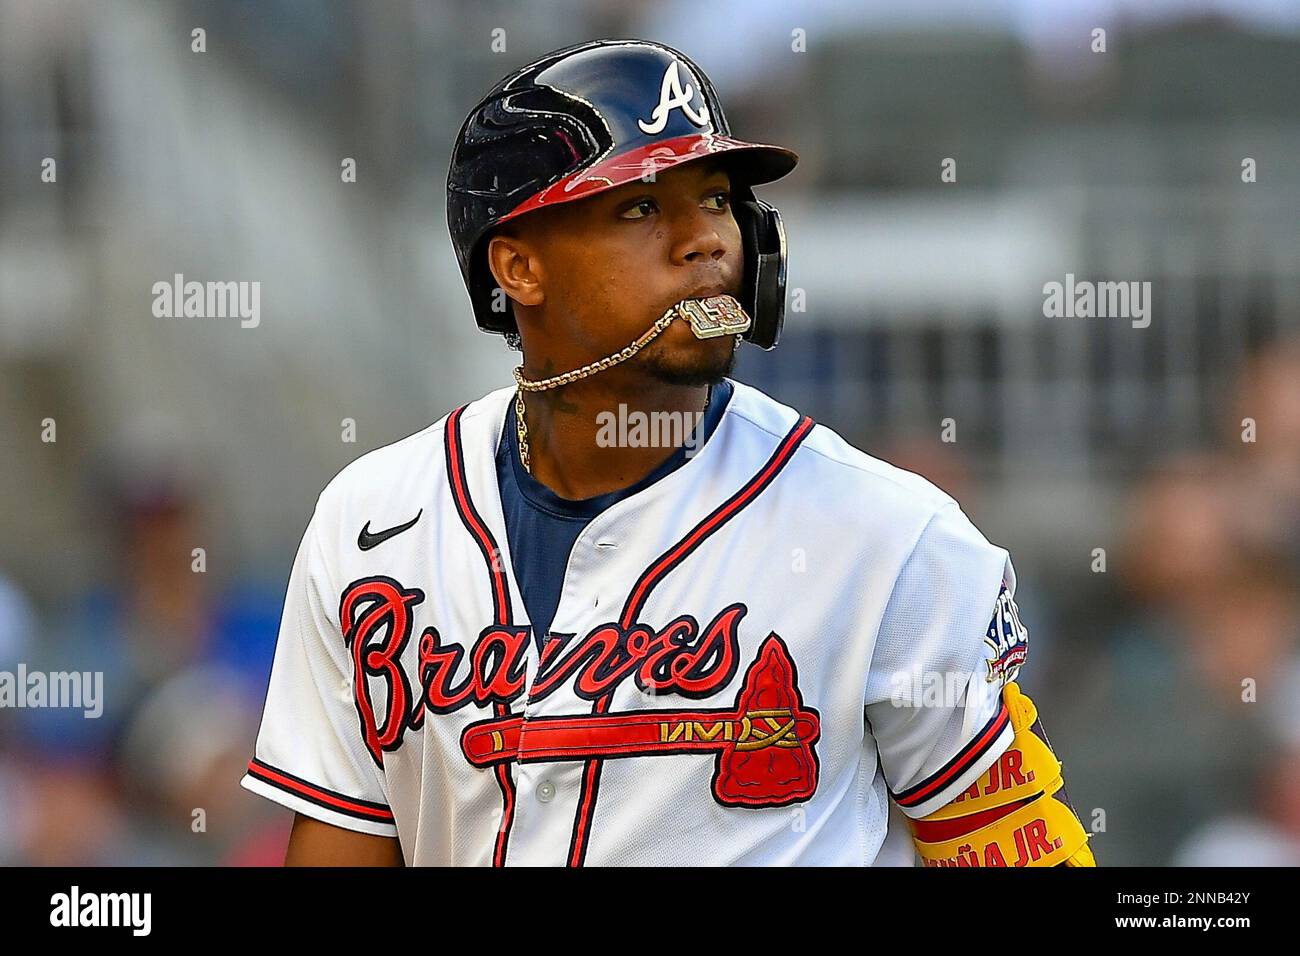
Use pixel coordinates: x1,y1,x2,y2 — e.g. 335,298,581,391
446,39,798,350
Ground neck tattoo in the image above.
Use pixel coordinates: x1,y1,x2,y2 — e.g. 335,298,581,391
515,384,714,476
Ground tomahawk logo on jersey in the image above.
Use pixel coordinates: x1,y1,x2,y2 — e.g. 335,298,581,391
241,381,1029,866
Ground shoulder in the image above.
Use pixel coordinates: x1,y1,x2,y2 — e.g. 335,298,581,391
312,386,512,523
726,380,970,541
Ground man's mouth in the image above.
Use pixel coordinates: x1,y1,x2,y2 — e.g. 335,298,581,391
675,283,736,306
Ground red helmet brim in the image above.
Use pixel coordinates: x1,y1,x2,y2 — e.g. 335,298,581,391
496,133,797,225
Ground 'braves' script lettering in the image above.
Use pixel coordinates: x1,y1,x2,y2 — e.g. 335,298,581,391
339,575,746,766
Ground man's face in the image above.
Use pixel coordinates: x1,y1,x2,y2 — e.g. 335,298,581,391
499,157,745,388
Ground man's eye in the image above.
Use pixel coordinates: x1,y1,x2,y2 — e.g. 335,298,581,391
620,199,658,220
703,190,731,211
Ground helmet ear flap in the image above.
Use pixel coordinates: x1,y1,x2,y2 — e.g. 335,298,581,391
734,194,788,350
471,230,518,336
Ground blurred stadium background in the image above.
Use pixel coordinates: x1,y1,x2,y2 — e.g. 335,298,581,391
2,0,1299,865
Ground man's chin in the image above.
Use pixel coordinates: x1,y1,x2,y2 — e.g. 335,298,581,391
636,338,737,388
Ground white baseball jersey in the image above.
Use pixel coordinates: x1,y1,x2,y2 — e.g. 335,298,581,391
241,380,1029,865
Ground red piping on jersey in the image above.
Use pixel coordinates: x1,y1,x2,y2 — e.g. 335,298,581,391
447,405,512,623
891,699,1011,810
246,757,395,823
446,404,517,866
568,414,816,866
618,416,816,630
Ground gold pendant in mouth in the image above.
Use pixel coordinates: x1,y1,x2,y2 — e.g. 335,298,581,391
676,294,751,339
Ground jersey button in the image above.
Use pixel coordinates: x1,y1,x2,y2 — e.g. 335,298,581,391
536,780,556,803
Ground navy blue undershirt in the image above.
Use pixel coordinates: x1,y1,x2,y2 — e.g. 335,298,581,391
496,379,734,650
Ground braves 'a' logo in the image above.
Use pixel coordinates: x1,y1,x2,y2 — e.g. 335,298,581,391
637,59,710,135
339,576,820,808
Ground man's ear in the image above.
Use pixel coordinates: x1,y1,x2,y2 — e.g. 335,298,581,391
486,232,545,308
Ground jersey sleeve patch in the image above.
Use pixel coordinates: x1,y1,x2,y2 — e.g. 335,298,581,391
982,581,1029,686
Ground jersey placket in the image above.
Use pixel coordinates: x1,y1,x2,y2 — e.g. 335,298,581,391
499,512,628,865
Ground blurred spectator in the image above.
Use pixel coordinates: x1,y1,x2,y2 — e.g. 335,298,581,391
115,664,285,865
1227,341,1300,569
0,574,35,669
9,454,282,863
1173,735,1300,866
1053,441,1300,864
9,761,131,866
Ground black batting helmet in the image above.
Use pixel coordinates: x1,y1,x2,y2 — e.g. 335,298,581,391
446,38,798,350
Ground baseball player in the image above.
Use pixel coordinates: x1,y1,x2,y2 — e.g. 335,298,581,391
241,39,1095,867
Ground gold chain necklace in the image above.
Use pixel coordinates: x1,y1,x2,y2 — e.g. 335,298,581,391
513,294,750,474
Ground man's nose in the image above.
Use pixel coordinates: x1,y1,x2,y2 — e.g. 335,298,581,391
671,208,730,265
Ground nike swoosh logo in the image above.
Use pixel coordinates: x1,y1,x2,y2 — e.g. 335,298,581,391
358,510,422,551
